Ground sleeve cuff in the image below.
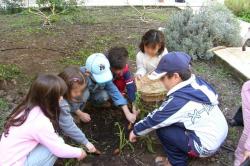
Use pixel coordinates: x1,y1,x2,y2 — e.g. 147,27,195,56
82,139,89,146
133,127,140,136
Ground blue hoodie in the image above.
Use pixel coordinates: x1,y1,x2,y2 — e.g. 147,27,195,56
134,74,228,157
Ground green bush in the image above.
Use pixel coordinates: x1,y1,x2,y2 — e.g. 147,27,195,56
0,0,23,14
165,4,241,60
36,0,78,12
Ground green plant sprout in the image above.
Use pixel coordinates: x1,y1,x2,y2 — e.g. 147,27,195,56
134,92,157,154
115,122,134,154
139,135,157,154
135,92,150,120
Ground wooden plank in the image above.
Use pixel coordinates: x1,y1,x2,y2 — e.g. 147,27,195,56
214,47,250,80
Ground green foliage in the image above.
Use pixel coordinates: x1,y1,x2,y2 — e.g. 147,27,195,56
59,8,96,25
115,122,134,154
36,0,78,12
0,0,23,14
225,0,250,22
165,4,241,60
225,0,250,15
134,93,158,153
0,64,21,81
238,11,250,23
139,135,157,154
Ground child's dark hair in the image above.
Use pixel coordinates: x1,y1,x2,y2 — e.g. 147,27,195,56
139,29,165,55
3,74,67,137
58,66,86,100
107,47,128,70
166,69,192,81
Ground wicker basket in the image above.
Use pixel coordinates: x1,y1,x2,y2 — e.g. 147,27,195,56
136,75,167,102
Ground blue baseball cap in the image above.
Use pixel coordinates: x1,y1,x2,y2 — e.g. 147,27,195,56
148,52,191,80
86,53,113,84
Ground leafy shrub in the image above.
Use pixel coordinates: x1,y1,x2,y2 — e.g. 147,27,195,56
165,4,241,60
0,0,23,14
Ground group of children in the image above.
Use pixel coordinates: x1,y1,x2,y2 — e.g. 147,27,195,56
0,28,249,166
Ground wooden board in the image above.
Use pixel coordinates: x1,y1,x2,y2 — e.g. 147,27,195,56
213,47,250,80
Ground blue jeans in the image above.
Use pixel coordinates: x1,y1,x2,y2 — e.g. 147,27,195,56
89,89,109,105
24,144,57,166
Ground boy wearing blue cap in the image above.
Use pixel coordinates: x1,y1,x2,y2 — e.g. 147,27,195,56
129,52,228,166
80,53,138,123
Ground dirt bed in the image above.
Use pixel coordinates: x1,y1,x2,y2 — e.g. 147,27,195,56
0,7,244,166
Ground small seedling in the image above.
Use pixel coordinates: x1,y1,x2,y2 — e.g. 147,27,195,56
135,92,149,119
114,122,134,155
134,92,158,154
139,135,157,154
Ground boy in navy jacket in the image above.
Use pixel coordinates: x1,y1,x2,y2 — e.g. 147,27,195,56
129,52,228,166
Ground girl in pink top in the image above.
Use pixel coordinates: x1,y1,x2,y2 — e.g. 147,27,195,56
235,80,250,166
0,74,86,166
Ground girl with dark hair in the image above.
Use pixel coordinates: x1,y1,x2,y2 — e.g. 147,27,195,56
58,66,97,153
136,29,168,79
0,74,86,166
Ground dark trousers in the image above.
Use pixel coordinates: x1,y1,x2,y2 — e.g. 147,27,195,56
156,126,191,166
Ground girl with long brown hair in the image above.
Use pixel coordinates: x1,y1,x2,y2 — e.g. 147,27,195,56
0,74,86,166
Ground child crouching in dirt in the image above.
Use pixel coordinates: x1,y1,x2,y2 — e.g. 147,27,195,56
235,80,250,166
106,47,138,113
129,52,228,166
58,66,97,153
0,74,86,165
80,53,139,124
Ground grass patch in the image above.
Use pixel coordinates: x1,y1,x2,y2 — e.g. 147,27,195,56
0,64,21,81
0,98,8,110
61,49,93,66
0,98,9,132
238,11,250,23
57,9,97,25
127,45,137,61
228,127,241,145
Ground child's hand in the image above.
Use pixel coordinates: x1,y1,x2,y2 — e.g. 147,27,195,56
126,113,136,124
129,130,137,143
243,151,250,161
78,149,87,161
76,110,91,123
86,142,97,153
132,104,140,117
135,74,142,80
